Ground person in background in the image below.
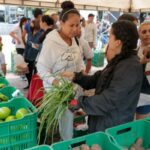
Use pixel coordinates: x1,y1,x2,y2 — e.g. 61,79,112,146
118,14,150,120
23,18,31,34
22,8,43,44
136,22,150,119
60,20,143,133
118,13,139,25
80,17,86,39
24,20,43,89
76,26,93,74
39,15,54,44
0,36,6,76
51,13,59,29
9,17,27,55
84,13,97,49
37,1,84,140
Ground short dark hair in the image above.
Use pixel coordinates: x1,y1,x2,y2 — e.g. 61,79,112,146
33,8,43,18
118,13,138,23
88,13,95,17
41,15,54,26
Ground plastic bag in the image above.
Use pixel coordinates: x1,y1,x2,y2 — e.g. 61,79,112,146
13,54,28,75
27,74,44,106
59,109,74,140
92,50,105,67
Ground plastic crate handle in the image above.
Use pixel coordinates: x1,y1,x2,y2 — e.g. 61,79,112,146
69,140,86,149
12,89,22,97
116,127,131,135
27,106,35,113
108,135,118,145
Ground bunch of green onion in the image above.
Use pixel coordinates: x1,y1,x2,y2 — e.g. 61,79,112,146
38,79,75,143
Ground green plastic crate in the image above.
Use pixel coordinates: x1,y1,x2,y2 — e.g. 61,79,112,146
26,145,52,150
92,51,105,67
0,97,37,150
73,129,88,138
0,86,23,101
0,77,9,88
144,117,150,122
106,120,150,149
52,132,120,150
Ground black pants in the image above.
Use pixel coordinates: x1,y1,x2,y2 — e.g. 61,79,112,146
25,59,36,86
16,48,24,55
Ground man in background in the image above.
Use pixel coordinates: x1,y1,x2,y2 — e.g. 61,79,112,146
84,13,97,49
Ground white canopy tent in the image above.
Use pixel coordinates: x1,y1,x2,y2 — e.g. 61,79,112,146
0,0,150,12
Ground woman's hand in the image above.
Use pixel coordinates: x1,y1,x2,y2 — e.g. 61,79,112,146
52,79,60,86
60,71,75,80
52,71,75,86
141,49,150,64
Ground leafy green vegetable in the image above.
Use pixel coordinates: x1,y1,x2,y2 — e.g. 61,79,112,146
38,79,75,143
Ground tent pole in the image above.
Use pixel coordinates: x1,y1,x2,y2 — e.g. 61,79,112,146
128,0,132,12
55,0,59,8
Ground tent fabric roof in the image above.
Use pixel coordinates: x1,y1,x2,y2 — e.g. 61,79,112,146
0,0,150,12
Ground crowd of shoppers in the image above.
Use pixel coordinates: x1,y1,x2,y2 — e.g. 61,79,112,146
4,2,150,142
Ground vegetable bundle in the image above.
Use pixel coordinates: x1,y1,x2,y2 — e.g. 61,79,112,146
38,79,75,143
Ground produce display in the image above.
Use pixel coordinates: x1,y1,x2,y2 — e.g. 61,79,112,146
5,115,16,121
38,79,75,142
0,83,5,89
73,144,102,150
0,93,9,102
0,75,149,150
119,138,150,150
123,138,150,150
16,108,28,119
0,107,11,119
0,77,37,149
0,107,28,122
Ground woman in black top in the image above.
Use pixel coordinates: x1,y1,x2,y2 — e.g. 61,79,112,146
61,20,143,133
39,15,54,43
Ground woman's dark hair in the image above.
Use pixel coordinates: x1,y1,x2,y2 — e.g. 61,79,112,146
112,20,139,55
98,20,139,93
30,20,40,33
60,1,80,22
41,15,54,26
118,14,138,23
19,17,27,32
33,8,43,18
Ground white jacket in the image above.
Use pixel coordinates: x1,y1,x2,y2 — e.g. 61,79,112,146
84,22,97,46
79,37,93,59
37,29,85,88
138,46,150,106
138,46,150,84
